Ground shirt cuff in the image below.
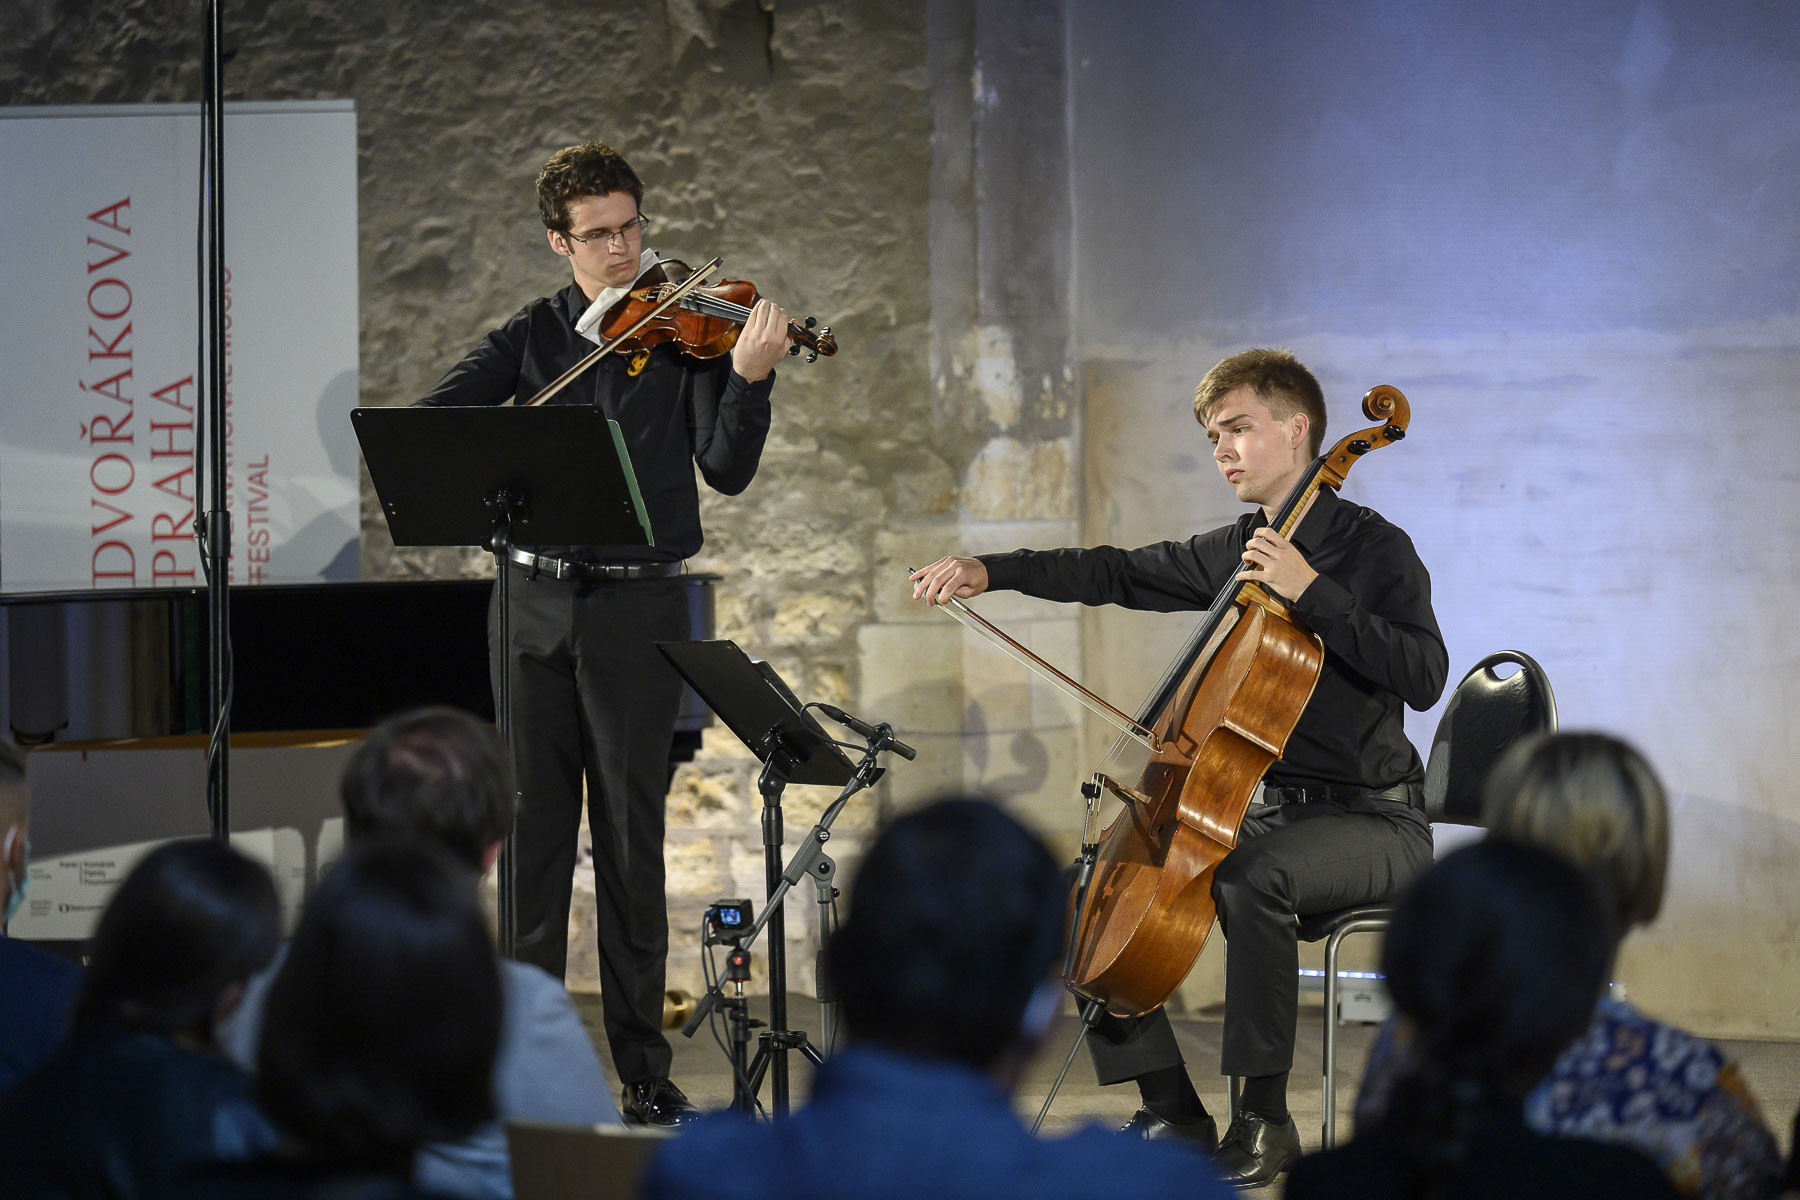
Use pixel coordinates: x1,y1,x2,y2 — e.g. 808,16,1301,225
728,367,776,398
977,552,1025,592
1292,572,1354,626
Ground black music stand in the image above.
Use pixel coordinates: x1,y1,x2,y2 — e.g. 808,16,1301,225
656,639,861,1116
352,404,654,958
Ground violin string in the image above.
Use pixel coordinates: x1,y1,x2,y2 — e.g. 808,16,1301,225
680,292,814,339
682,294,753,321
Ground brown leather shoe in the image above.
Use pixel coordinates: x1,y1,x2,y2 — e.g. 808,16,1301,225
1212,1112,1301,1187
1118,1106,1220,1153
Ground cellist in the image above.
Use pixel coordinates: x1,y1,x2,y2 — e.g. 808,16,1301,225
910,348,1447,1187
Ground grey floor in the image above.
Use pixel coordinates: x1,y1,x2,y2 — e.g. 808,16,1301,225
575,994,1800,1199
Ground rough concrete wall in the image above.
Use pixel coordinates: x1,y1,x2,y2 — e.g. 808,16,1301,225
1068,0,1800,1038
1,0,933,998
877,0,1092,850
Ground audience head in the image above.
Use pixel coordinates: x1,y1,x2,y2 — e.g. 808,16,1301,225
258,838,501,1175
72,837,281,1044
1,738,29,925
1381,838,1613,1181
824,796,1065,1079
1481,730,1669,931
340,706,513,873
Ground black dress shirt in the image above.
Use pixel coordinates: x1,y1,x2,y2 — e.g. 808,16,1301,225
416,280,773,562
978,487,1447,791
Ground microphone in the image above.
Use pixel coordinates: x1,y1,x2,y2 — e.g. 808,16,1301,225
816,704,917,760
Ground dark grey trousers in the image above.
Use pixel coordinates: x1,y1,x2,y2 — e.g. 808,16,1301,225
1087,795,1432,1083
489,567,689,1085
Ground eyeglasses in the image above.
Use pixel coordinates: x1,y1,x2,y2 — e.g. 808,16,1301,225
562,215,652,248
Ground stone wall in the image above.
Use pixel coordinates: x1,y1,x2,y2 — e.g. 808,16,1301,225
23,0,1784,1044
1066,0,1800,1038
0,0,942,998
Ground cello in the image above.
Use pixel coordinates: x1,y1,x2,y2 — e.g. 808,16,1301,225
924,384,1411,1019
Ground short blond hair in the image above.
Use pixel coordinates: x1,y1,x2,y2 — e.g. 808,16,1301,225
1193,347,1326,456
1480,731,1669,931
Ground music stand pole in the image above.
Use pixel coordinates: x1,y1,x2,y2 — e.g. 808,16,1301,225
488,488,521,958
658,639,893,1117
353,405,656,961
756,738,798,1112
742,738,886,1113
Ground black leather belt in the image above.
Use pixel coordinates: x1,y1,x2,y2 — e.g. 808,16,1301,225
506,548,681,582
1262,781,1422,809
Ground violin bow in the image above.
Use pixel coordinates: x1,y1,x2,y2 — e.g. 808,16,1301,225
910,569,1161,752
518,256,724,408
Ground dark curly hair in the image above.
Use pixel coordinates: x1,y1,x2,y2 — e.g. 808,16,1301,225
535,141,644,232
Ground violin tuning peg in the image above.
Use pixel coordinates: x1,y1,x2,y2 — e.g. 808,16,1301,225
807,352,819,363
821,326,830,336
788,344,801,356
804,316,817,329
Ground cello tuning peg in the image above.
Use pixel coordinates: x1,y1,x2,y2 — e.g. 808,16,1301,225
804,316,817,329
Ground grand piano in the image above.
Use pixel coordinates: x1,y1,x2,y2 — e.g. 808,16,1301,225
0,575,717,754
0,574,718,950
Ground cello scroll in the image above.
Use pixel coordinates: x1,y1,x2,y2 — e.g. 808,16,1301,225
1319,384,1410,488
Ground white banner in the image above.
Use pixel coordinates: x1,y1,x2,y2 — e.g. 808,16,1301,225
0,101,359,590
11,827,308,939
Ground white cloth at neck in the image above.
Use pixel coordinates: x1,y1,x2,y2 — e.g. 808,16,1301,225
573,249,661,346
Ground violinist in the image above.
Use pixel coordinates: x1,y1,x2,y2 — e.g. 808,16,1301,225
910,348,1447,1187
416,140,791,1128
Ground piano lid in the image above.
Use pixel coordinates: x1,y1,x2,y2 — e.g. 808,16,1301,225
0,580,494,746
0,576,719,751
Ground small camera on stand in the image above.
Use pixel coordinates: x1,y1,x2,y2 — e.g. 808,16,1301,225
705,897,753,947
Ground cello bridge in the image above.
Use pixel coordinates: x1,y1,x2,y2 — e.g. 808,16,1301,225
1095,773,1153,810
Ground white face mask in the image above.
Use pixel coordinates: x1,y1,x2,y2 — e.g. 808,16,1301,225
2,828,28,928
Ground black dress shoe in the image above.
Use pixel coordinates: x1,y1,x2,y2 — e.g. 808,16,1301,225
1118,1107,1219,1153
621,1078,699,1128
1211,1111,1301,1187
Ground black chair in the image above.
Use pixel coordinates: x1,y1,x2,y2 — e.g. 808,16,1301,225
1295,650,1558,1147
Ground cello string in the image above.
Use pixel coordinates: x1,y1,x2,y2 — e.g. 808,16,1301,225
1126,466,1328,726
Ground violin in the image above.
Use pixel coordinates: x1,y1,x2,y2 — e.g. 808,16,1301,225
597,258,837,363
521,255,837,408
923,385,1413,1019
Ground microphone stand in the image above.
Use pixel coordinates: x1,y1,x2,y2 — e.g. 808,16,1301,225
195,0,232,844
682,720,900,1115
